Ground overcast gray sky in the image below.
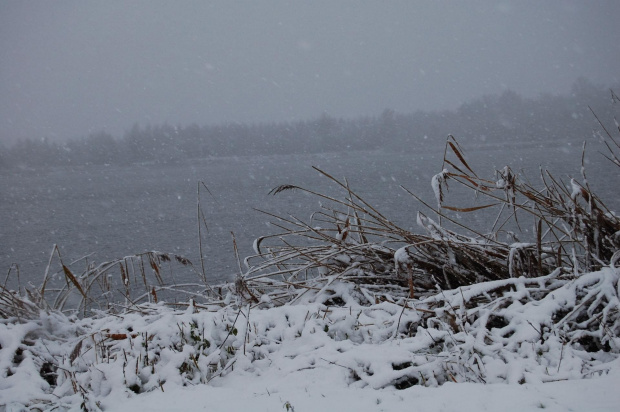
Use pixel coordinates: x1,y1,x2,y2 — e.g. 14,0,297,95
1,0,619,144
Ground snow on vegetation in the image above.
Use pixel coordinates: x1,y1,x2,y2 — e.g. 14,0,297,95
1,111,620,410
1,268,619,411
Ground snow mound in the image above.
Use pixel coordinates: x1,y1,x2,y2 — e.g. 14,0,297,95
1,268,618,411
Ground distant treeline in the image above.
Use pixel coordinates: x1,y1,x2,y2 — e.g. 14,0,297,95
1,78,617,170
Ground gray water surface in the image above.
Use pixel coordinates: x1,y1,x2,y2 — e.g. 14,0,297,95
2,142,616,288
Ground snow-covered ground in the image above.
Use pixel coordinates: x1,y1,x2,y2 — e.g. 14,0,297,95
104,368,620,412
1,268,619,411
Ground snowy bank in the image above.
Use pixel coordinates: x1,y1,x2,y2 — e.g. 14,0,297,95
1,267,619,411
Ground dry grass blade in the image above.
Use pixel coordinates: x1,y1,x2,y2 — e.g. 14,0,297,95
441,204,498,212
447,138,478,178
62,264,87,299
0,284,41,320
69,339,83,365
39,244,59,300
268,184,302,195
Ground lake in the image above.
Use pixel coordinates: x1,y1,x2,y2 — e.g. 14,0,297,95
1,138,617,289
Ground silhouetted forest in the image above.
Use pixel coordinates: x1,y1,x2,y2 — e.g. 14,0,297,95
1,78,616,170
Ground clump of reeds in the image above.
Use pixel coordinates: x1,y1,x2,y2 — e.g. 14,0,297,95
0,245,224,320
236,111,620,306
